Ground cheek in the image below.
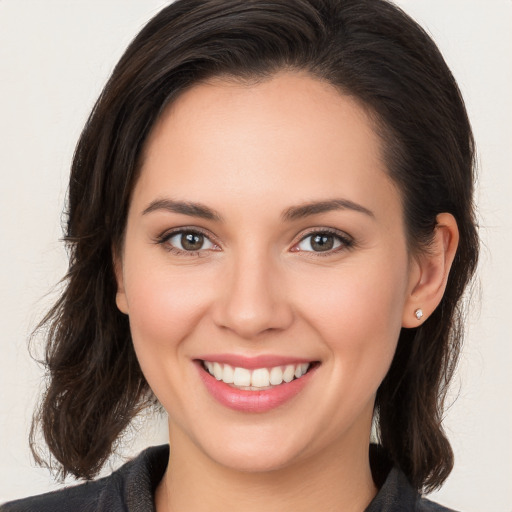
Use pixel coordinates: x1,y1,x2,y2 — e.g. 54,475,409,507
293,255,408,368
122,259,217,413
123,258,213,354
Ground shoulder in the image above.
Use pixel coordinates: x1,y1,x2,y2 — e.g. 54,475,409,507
366,446,460,512
416,496,460,512
366,466,461,511
0,478,106,512
0,445,169,512
366,467,461,511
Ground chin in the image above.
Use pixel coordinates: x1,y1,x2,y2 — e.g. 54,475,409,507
210,446,300,474
195,425,307,474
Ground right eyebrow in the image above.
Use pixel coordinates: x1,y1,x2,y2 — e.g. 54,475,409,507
281,198,375,222
142,199,224,222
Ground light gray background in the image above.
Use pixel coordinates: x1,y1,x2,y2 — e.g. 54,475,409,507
1,1,511,509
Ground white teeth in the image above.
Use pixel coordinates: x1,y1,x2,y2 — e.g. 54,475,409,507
222,364,234,384
283,364,295,383
269,366,283,385
213,362,223,380
233,367,251,387
251,368,270,387
203,361,311,389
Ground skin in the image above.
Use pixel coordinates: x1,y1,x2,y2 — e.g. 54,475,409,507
115,71,459,512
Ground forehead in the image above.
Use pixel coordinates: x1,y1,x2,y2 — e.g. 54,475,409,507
134,71,399,222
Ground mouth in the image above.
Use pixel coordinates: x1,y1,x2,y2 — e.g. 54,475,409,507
195,357,319,412
200,360,315,391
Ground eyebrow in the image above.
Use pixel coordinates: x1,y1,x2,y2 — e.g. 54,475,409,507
281,199,374,221
142,197,374,222
142,199,223,221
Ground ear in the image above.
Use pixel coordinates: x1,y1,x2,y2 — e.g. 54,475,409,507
112,246,129,315
402,213,459,327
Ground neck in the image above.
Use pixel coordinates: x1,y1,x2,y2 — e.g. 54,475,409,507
156,423,377,512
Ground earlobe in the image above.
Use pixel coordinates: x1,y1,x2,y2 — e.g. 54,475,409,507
402,213,459,328
112,248,129,315
116,290,129,315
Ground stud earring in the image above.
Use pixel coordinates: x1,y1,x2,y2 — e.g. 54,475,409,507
414,308,424,320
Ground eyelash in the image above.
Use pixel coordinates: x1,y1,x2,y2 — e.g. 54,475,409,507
155,227,354,257
155,227,219,257
293,228,355,257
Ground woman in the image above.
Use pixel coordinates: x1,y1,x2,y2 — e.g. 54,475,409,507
1,0,478,510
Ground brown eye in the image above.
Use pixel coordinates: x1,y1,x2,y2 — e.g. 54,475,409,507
310,234,334,251
295,231,351,253
165,230,215,252
181,232,204,250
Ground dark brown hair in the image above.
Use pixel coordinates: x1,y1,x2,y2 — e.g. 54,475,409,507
31,0,478,492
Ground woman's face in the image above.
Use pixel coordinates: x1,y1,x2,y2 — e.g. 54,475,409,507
116,72,419,472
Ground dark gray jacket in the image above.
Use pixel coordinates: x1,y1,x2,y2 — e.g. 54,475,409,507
1,445,458,511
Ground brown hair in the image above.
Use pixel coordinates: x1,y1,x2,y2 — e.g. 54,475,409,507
31,0,478,492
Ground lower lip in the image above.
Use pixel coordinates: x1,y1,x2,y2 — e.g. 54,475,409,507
196,362,317,413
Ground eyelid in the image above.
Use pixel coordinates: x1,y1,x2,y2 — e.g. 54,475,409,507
155,226,221,255
291,227,355,254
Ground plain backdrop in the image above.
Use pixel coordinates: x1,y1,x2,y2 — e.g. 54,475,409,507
0,1,511,510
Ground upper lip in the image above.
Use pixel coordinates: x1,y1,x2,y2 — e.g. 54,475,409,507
196,354,316,369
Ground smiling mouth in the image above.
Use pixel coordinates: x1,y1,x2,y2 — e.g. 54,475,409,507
200,360,316,390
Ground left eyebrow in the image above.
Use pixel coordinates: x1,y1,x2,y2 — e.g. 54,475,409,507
142,199,223,222
281,199,375,221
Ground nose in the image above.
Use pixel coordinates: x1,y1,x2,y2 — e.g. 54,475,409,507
212,250,293,339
